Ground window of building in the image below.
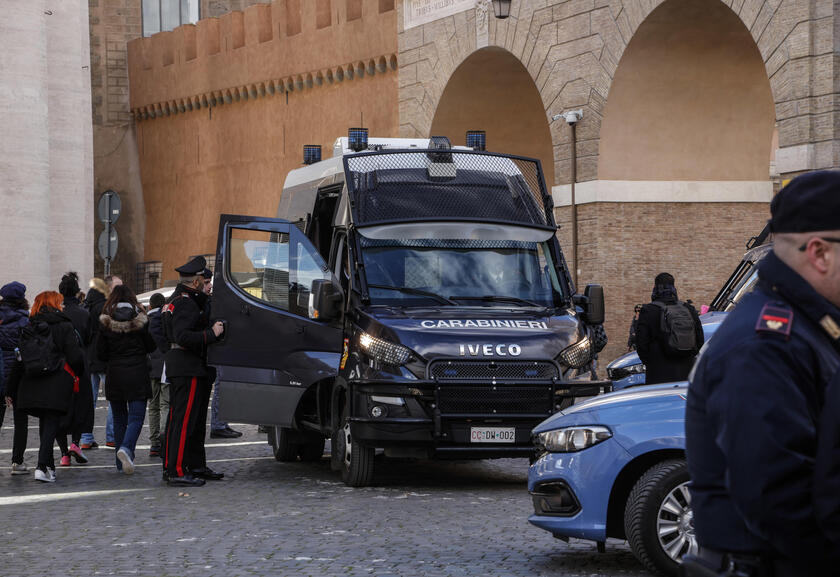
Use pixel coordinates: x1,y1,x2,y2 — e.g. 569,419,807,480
143,0,200,37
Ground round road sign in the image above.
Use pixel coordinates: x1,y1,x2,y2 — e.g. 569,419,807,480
98,228,118,260
97,190,122,224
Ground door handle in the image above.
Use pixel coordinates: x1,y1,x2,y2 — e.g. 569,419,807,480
296,324,305,334
240,303,250,315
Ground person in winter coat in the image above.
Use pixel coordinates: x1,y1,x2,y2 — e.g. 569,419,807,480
5,291,85,482
80,277,112,449
146,293,169,457
96,285,155,474
0,281,31,474
55,272,92,466
636,272,704,384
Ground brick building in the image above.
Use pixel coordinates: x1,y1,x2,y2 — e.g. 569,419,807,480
109,0,839,362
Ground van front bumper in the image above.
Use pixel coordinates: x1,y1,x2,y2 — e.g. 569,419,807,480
347,379,612,457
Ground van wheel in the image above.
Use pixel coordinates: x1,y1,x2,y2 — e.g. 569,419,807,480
624,459,696,577
268,426,298,462
298,433,326,462
333,403,374,487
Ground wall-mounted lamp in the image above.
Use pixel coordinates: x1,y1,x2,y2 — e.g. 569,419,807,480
492,0,512,19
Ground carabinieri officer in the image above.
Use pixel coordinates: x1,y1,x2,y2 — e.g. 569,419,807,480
684,171,840,576
163,256,225,487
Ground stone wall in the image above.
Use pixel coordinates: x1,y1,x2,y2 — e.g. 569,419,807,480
127,0,399,281
0,1,93,296
89,0,144,284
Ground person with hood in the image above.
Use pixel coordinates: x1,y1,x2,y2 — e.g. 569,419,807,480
635,272,704,384
0,282,31,474
96,285,155,474
55,272,92,465
146,292,169,457
80,277,113,449
5,291,85,482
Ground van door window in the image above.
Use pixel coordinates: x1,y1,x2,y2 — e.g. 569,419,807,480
229,228,290,309
290,229,332,317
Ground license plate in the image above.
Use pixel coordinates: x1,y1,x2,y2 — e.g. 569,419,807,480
470,427,516,443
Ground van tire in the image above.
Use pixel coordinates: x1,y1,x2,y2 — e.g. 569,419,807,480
624,459,692,577
334,402,374,487
268,426,298,462
298,433,326,462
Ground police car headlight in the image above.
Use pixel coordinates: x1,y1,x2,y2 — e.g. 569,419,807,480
607,363,646,381
558,335,592,369
358,331,412,366
537,426,611,453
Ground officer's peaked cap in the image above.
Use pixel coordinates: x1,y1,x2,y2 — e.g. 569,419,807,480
202,267,213,279
770,170,840,233
175,255,206,276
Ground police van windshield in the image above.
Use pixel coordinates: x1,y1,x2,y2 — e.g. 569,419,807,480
359,237,564,308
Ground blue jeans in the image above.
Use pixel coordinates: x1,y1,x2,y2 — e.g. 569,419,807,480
81,373,114,445
210,377,228,431
110,399,146,471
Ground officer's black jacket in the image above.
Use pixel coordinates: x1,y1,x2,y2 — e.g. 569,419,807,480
686,251,840,572
164,283,218,378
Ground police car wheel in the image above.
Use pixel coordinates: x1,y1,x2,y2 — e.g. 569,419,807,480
624,459,696,577
268,426,298,462
334,402,374,487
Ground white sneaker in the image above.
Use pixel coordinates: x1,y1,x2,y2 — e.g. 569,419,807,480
48,467,56,481
117,448,134,475
10,462,28,475
34,468,55,483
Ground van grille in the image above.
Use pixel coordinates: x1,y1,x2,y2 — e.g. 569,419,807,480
429,360,558,382
436,385,553,416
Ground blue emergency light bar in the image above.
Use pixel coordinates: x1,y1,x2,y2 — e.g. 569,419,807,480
466,130,486,151
303,145,321,165
348,127,368,152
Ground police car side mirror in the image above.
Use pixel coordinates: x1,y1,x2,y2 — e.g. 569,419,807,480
309,279,343,322
577,284,605,325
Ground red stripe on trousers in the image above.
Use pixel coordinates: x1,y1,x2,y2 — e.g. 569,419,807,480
164,405,174,469
175,377,197,477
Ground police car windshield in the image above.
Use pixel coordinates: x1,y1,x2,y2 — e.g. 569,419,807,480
359,237,563,308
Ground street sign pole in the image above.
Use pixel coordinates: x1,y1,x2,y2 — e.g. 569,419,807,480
105,193,112,276
97,190,121,277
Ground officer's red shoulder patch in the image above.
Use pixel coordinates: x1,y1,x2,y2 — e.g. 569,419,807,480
755,303,793,338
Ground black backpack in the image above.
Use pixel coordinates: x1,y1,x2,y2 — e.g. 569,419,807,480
652,301,698,357
18,321,65,376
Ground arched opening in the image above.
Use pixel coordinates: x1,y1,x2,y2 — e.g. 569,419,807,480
431,47,555,187
598,0,775,181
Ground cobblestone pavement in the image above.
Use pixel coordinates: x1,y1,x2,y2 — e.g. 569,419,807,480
0,403,651,577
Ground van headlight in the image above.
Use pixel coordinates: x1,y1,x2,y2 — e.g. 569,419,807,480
558,335,592,368
537,426,611,452
358,331,412,366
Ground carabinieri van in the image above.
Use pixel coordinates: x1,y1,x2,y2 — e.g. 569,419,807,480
208,131,610,486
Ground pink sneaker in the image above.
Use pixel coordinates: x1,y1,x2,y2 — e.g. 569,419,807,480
68,443,88,464
59,455,71,467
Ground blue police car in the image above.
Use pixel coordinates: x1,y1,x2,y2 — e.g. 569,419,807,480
528,383,690,576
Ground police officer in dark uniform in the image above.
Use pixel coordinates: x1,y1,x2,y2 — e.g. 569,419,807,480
684,171,840,576
163,256,225,487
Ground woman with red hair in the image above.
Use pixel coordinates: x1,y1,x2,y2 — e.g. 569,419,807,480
6,291,85,482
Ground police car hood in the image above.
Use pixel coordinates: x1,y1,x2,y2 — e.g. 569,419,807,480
357,306,583,361
533,383,687,433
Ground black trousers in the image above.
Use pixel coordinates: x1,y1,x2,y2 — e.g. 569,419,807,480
37,411,61,470
10,407,28,465
164,376,210,477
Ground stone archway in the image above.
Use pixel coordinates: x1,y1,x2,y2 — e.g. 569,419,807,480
598,0,776,183
430,47,555,186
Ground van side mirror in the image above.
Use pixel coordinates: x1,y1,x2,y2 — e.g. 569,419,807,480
309,279,343,322
578,284,605,325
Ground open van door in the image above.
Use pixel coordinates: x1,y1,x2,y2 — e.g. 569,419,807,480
209,214,343,427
